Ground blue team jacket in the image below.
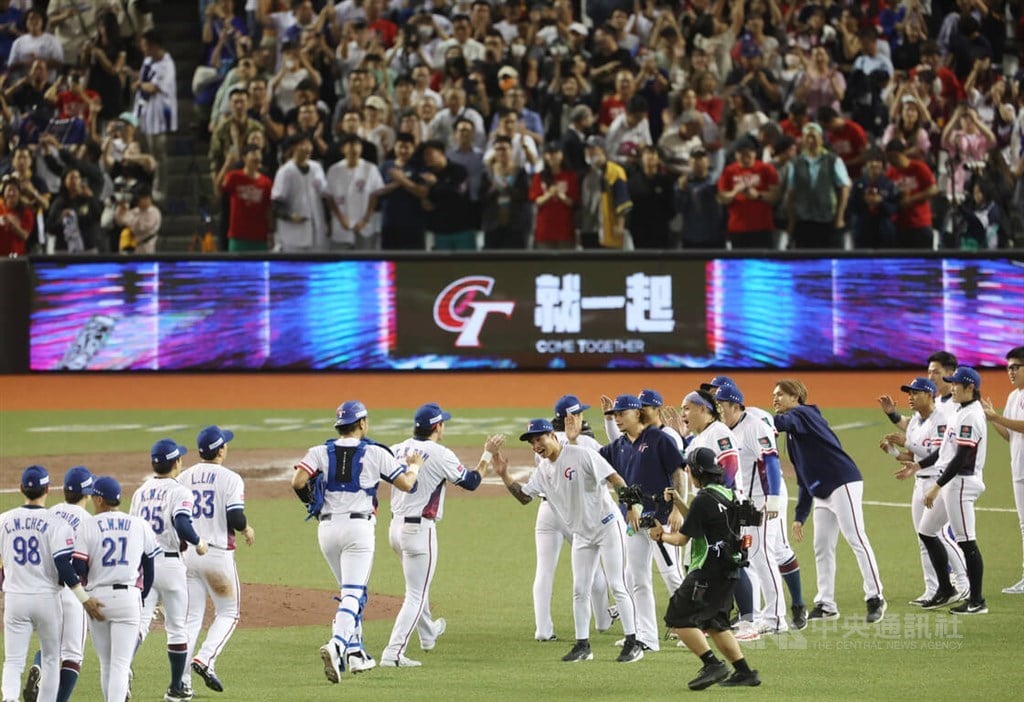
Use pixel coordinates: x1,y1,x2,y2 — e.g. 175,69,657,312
600,425,683,522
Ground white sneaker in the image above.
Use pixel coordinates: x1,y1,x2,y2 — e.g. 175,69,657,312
733,620,762,642
381,655,422,668
319,643,342,683
758,621,788,635
421,617,447,651
1002,577,1024,594
346,650,376,673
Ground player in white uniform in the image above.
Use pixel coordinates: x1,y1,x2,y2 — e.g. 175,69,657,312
533,395,615,642
908,367,988,614
381,404,500,666
493,419,644,665
1,466,102,702
291,401,422,682
131,439,209,702
76,477,160,702
715,385,788,635
177,426,256,693
983,346,1024,594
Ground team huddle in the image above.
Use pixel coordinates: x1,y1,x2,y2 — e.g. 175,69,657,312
3,346,1023,697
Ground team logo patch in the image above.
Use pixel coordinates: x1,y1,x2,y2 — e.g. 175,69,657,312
937,425,947,436
757,437,772,448
717,437,733,451
959,425,972,439
563,466,576,480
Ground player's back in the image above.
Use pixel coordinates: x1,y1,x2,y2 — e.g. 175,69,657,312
131,476,195,554
78,512,158,587
177,462,245,549
389,437,464,520
0,506,73,594
50,502,92,539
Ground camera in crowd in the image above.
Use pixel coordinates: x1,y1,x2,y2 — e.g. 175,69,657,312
111,176,141,205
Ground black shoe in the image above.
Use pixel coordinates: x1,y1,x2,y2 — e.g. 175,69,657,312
536,634,557,642
191,660,224,692
719,669,762,687
950,600,988,615
164,685,194,702
920,589,956,610
23,663,40,702
791,605,808,631
561,641,593,662
688,661,730,691
807,604,839,621
865,597,887,624
616,640,644,663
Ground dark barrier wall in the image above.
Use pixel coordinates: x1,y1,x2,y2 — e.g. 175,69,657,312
0,258,30,373
11,252,1024,372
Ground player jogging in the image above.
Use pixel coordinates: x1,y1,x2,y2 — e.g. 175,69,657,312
178,426,256,693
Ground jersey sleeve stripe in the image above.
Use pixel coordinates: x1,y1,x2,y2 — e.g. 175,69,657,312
226,503,245,511
53,546,74,558
955,439,979,447
296,461,317,476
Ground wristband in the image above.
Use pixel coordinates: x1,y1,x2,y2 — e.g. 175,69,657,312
480,450,493,464
887,411,902,425
71,584,90,604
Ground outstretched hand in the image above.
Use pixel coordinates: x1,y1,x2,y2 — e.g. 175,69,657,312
492,451,509,478
484,433,505,453
600,395,614,412
877,395,897,414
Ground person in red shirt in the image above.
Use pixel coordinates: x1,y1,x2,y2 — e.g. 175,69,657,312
530,143,579,249
779,102,809,140
221,145,274,251
914,42,964,105
0,180,34,256
597,69,635,134
818,106,868,178
884,138,938,248
716,135,780,249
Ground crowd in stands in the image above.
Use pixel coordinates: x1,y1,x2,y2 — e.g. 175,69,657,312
1,0,1023,255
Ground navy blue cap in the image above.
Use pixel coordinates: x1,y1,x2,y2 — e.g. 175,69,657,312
686,447,724,476
414,402,452,429
637,389,664,407
21,465,49,489
900,377,937,396
554,394,590,417
604,394,643,415
92,476,122,504
519,418,555,441
943,366,981,389
63,466,95,494
700,375,736,393
151,439,188,466
715,385,745,405
197,425,234,454
334,401,368,427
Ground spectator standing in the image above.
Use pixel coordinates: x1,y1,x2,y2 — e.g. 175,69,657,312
605,95,652,167
882,95,933,164
529,142,578,250
560,104,592,174
884,138,938,248
420,140,476,250
378,132,426,250
0,179,32,255
627,146,675,249
940,104,995,203
46,0,100,66
430,87,486,149
46,168,101,253
0,0,22,70
209,87,264,197
446,117,485,226
221,144,274,252
792,46,845,117
84,9,127,122
786,123,851,249
7,9,63,81
675,148,725,249
132,31,177,201
271,134,336,252
578,136,631,249
849,148,900,248
717,135,780,249
325,134,383,250
479,135,530,249
115,187,161,254
819,106,869,178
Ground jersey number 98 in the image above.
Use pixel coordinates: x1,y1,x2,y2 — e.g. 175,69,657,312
12,535,41,565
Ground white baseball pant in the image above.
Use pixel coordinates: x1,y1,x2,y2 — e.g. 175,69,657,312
318,515,375,655
911,476,969,594
58,588,87,664
775,482,798,566
746,517,786,630
533,500,612,640
623,529,661,650
183,548,240,677
139,553,190,645
571,518,637,642
87,586,141,702
1013,479,1024,574
383,517,439,659
2,592,62,702
811,481,884,611
919,476,986,542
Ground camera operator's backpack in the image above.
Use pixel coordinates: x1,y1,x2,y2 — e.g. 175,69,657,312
701,484,747,570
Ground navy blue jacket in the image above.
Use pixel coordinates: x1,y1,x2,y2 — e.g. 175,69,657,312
773,405,863,523
600,425,683,521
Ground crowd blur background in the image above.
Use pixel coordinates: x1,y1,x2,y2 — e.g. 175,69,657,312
0,0,1021,255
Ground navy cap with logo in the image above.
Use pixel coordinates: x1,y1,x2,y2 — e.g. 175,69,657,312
686,447,724,476
700,375,737,393
900,377,937,396
197,425,235,454
92,476,122,504
943,366,981,389
519,418,555,441
604,394,643,415
151,438,188,467
21,465,49,489
334,401,369,427
414,402,452,429
638,389,663,407
715,385,745,405
63,466,95,494
554,394,590,417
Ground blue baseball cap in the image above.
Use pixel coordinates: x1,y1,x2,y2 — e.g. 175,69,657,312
638,389,664,407
943,366,981,389
700,375,736,392
334,400,368,427
554,394,590,417
92,476,122,504
900,377,937,396
63,466,95,494
21,465,49,489
715,385,745,405
604,394,643,414
151,439,188,466
414,402,452,429
197,425,234,454
519,418,555,441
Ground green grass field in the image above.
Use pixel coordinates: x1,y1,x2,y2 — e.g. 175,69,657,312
1,407,1021,701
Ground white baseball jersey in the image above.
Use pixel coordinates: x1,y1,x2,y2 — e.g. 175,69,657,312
535,431,603,467
936,395,959,426
51,502,92,541
296,438,406,516
934,400,987,482
521,445,619,536
746,405,776,430
271,159,329,249
77,512,159,589
685,420,741,486
326,158,384,244
1006,387,1024,481
130,477,195,553
177,462,246,550
389,438,467,520
904,410,945,476
730,411,780,503
0,506,75,594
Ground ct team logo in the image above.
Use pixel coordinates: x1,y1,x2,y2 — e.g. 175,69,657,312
563,466,576,480
433,276,515,348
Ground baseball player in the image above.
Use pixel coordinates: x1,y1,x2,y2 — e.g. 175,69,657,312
532,395,616,642
290,401,422,682
131,439,209,702
773,379,886,623
178,425,256,693
493,419,644,664
906,367,989,614
381,404,500,666
1,466,103,702
76,476,159,702
599,394,687,652
982,346,1024,594
715,385,789,635
701,375,808,631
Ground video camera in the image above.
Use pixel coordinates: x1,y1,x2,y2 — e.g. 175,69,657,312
735,500,763,528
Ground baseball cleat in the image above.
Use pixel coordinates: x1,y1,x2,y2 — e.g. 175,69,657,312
807,604,839,621
22,664,40,702
757,622,788,635
920,589,956,610
790,605,808,631
561,641,594,662
950,600,988,615
320,644,342,683
1002,578,1024,595
536,634,557,642
164,685,194,702
908,594,931,607
688,661,730,690
615,639,644,663
719,669,762,687
422,617,447,651
865,597,887,624
346,650,376,673
380,655,422,668
733,620,761,642
191,660,224,692
126,666,133,701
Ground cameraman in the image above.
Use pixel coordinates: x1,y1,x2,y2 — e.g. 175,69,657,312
648,448,761,690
